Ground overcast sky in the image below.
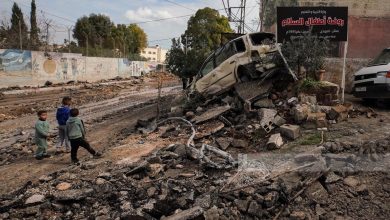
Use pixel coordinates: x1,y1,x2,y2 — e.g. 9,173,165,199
1,0,260,49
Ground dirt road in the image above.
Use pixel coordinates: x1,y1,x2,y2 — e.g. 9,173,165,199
0,78,181,194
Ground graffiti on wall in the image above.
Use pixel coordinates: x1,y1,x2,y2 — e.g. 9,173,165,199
32,52,85,81
0,49,32,72
1,48,166,88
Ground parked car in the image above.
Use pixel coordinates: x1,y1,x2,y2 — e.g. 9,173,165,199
353,48,390,100
190,32,292,97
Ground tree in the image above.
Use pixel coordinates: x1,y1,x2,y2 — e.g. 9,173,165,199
167,7,232,79
166,38,185,77
9,3,28,49
30,0,40,49
73,14,147,57
282,31,330,79
127,24,147,54
73,14,114,48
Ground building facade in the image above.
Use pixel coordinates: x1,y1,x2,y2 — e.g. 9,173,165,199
140,45,168,63
298,0,390,58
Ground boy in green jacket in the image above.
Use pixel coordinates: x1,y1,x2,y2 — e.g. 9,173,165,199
66,108,101,163
35,110,50,160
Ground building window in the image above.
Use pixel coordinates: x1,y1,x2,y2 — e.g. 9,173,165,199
153,52,156,54
142,51,146,54
148,51,151,54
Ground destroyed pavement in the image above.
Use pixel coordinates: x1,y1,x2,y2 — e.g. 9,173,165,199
0,75,389,220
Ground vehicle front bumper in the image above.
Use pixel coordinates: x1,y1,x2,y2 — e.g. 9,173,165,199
353,83,390,99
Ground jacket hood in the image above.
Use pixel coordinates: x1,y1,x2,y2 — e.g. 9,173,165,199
67,117,78,123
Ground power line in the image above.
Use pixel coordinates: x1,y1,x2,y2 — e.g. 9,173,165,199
7,0,76,24
163,0,196,12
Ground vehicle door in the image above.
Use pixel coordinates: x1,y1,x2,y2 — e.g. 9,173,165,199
209,38,248,94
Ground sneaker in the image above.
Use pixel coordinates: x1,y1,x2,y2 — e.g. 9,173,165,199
35,156,43,160
72,159,80,165
93,152,102,158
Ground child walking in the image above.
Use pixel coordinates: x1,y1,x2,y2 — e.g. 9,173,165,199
35,110,50,160
66,108,101,163
56,97,71,153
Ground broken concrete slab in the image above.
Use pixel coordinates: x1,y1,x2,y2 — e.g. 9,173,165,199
231,139,249,148
234,79,272,102
215,137,232,150
305,112,327,129
266,133,284,150
195,120,225,140
299,94,317,105
162,206,204,220
253,98,274,108
192,105,231,124
53,189,94,201
327,105,348,121
305,181,328,204
280,124,301,140
292,104,309,123
25,194,45,205
272,115,286,127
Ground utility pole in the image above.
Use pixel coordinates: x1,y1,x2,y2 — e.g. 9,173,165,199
45,22,50,51
67,26,73,53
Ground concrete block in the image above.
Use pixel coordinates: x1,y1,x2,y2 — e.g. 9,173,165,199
280,124,301,140
266,133,284,149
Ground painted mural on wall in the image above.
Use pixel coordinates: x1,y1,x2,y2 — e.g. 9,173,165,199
32,51,85,82
1,48,166,88
0,49,32,72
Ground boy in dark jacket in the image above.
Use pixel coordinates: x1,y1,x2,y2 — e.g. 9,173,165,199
35,110,50,160
66,108,101,163
56,97,71,154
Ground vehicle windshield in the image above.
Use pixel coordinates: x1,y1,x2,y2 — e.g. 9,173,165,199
368,49,390,66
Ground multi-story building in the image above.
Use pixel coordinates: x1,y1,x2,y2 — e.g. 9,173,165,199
140,45,168,63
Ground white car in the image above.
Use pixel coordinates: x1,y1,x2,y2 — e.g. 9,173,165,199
191,32,292,97
353,48,390,100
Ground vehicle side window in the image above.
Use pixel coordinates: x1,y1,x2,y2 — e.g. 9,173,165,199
234,39,246,53
215,43,236,66
200,58,215,76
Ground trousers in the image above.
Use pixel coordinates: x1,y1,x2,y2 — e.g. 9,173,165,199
70,138,96,161
57,125,70,149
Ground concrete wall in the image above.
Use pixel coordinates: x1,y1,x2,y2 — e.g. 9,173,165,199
0,49,159,88
323,58,370,93
347,16,390,58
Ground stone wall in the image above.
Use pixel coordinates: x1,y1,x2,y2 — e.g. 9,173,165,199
323,58,369,93
0,49,159,88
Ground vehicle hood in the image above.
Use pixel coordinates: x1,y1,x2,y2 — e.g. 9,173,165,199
354,63,390,76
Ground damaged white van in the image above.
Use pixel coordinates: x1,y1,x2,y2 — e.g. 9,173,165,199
353,48,390,100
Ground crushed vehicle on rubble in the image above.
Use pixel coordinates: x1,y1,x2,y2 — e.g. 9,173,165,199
189,32,297,101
